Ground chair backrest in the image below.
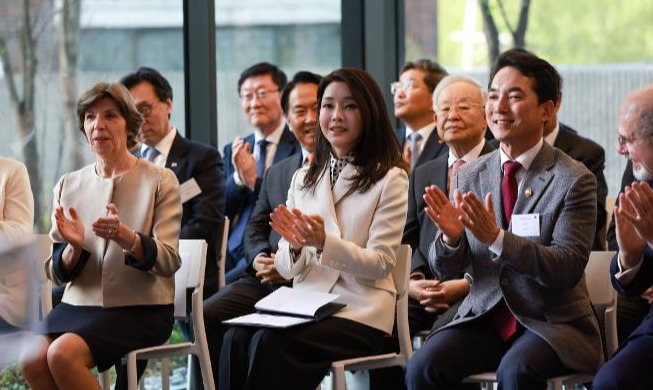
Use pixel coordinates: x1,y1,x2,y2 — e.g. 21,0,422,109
393,244,413,360
35,234,53,317
174,240,208,319
585,251,618,358
217,217,229,289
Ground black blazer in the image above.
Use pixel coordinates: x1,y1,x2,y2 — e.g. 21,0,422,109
396,126,448,169
243,153,303,271
403,141,495,276
223,127,300,223
555,124,608,250
607,160,634,251
138,131,226,296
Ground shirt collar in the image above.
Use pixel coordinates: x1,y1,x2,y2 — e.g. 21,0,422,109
254,120,286,146
499,138,544,172
544,121,559,146
405,122,436,142
141,126,176,158
448,138,486,168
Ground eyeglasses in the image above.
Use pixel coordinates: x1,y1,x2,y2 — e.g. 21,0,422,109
435,102,482,117
240,88,279,102
136,101,158,118
390,80,415,95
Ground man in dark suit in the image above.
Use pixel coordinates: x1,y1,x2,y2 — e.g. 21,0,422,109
223,62,300,283
120,67,226,299
371,75,496,390
393,59,449,173
593,84,653,390
203,71,321,389
543,97,608,250
406,49,602,389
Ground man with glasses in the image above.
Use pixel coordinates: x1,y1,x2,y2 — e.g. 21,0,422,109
393,59,449,173
593,85,653,390
223,62,300,283
120,66,226,300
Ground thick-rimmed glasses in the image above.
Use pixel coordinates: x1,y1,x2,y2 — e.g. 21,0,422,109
240,89,279,102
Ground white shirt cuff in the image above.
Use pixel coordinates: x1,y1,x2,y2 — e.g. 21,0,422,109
615,253,644,285
489,229,505,256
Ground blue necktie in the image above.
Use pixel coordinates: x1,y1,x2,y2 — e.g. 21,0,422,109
227,139,269,260
144,146,160,162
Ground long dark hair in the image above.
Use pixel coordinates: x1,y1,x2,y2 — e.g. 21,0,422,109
302,67,402,195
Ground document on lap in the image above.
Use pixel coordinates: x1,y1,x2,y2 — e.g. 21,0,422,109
223,286,346,328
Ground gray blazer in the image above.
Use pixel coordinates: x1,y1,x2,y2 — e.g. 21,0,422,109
429,142,603,374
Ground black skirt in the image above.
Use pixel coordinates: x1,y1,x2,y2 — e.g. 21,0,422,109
37,303,174,372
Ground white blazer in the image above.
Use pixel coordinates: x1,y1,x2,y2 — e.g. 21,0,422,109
0,157,34,328
275,164,408,334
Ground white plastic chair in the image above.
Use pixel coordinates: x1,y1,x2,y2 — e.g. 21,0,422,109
118,239,215,390
35,234,53,318
463,251,618,390
328,244,412,390
217,217,229,290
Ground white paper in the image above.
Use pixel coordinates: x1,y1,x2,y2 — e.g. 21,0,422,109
223,313,314,328
254,286,340,317
180,178,202,204
511,213,540,237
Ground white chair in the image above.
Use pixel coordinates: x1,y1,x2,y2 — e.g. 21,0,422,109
35,234,53,318
463,251,618,390
328,244,412,390
217,217,229,289
118,239,215,390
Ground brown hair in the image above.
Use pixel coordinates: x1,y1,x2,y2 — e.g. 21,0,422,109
77,82,143,149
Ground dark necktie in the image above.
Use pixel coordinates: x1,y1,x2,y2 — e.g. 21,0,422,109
409,132,422,170
448,159,466,194
492,160,522,342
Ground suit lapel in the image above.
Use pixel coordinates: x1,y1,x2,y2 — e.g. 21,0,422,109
313,167,340,236
165,132,187,175
273,127,298,164
515,143,555,216
332,163,356,205
478,152,504,228
417,131,447,166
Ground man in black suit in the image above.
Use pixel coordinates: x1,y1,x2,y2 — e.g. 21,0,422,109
117,66,226,390
203,71,321,389
371,75,495,390
120,67,226,298
393,59,449,173
543,95,608,250
223,62,300,283
593,85,653,390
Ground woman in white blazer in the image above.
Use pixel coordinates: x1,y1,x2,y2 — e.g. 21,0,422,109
20,82,182,390
0,157,34,332
219,68,409,390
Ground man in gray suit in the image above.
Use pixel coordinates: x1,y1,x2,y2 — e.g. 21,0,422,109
406,49,602,389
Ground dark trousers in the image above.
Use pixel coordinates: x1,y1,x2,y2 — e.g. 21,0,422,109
220,316,384,390
203,274,279,390
405,317,569,390
593,310,653,390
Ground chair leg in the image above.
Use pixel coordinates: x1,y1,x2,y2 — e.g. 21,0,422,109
127,354,139,390
98,370,111,390
330,365,346,390
161,357,170,390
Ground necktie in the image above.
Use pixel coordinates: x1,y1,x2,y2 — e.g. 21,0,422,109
144,146,160,162
492,160,522,342
501,160,521,225
448,159,466,194
304,153,314,166
409,133,422,170
257,139,268,178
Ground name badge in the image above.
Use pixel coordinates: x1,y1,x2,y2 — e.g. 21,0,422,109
511,213,540,237
180,178,202,204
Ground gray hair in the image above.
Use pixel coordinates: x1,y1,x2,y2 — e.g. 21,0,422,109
432,75,487,111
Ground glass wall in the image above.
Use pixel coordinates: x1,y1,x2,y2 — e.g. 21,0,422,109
214,0,341,149
0,0,185,232
404,0,653,197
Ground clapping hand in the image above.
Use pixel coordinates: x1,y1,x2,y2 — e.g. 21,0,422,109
423,186,465,246
92,203,122,241
54,206,85,249
270,205,326,251
232,137,258,189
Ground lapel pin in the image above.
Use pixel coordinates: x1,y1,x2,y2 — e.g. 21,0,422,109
524,188,533,197
171,162,178,168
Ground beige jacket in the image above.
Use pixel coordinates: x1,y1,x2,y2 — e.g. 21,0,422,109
46,160,182,307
